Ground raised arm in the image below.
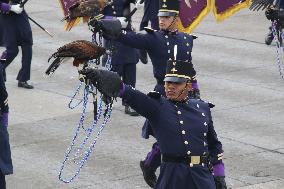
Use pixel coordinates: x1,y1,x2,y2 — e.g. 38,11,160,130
121,85,160,119
79,68,160,119
116,31,153,50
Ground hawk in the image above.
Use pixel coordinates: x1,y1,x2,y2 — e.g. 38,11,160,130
65,0,109,21
46,40,106,75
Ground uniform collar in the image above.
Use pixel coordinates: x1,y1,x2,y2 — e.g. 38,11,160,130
161,29,178,35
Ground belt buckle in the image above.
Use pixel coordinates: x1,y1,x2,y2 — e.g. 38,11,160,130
191,156,200,165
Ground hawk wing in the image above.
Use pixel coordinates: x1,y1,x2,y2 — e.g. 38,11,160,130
46,40,106,75
249,0,275,11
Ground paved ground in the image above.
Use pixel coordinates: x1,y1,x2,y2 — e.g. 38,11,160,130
1,0,284,188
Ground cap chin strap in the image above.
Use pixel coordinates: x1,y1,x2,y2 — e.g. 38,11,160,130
166,14,178,31
173,82,189,102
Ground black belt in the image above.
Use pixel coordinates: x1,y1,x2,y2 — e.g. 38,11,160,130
162,155,208,166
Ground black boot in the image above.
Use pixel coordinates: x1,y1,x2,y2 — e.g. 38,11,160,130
18,81,34,89
265,27,274,45
139,49,148,64
125,105,139,116
140,161,157,188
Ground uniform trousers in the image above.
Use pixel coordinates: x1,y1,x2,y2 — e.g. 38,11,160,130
2,44,32,82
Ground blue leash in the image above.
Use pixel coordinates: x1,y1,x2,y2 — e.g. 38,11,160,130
59,84,113,183
59,33,114,183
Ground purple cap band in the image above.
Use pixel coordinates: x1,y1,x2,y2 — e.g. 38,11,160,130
0,3,11,13
213,162,225,176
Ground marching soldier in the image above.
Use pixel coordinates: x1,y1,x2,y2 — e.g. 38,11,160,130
102,0,140,116
79,58,227,189
264,0,284,45
0,0,34,89
0,61,13,189
137,0,159,64
89,0,201,187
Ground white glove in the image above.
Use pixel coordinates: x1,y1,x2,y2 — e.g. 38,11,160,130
135,0,144,8
10,4,23,14
116,17,128,29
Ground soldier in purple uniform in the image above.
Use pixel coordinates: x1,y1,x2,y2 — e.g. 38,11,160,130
102,0,140,116
137,0,159,64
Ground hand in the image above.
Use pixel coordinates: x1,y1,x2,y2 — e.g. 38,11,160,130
214,176,227,189
265,8,278,20
116,17,128,29
135,0,144,9
79,68,122,98
88,18,122,39
10,4,23,14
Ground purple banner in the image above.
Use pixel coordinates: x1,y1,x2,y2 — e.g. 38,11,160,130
215,0,242,14
179,0,208,28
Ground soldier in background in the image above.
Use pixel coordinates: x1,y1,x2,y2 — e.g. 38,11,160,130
136,0,159,64
101,0,140,116
0,0,34,89
264,0,284,45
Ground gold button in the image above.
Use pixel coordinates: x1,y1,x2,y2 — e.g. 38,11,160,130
202,163,204,167
180,120,184,124
186,43,189,46
187,151,191,155
177,111,181,115
165,35,168,38
202,113,205,116
113,11,116,14
204,122,207,126
187,51,189,54
182,130,186,134
197,104,199,108
190,163,193,167
184,36,187,39
167,42,169,45
204,142,207,146
203,152,206,155
204,133,207,137
184,141,188,145
168,50,170,53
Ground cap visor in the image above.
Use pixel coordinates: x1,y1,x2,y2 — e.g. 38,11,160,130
164,77,187,83
158,12,177,17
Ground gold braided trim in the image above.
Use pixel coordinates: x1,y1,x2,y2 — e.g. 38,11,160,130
159,9,179,13
165,74,195,80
